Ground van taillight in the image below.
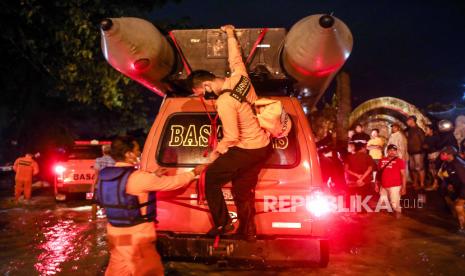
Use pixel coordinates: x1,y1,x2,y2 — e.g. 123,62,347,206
54,165,66,175
306,190,331,218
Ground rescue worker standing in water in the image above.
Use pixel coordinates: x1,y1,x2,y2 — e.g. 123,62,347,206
13,152,39,204
186,25,272,241
98,136,206,275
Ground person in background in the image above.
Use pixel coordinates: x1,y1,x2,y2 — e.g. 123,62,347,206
345,130,355,157
460,138,465,160
95,144,115,171
406,115,426,190
367,128,385,165
423,124,440,191
387,124,408,160
100,136,206,275
91,144,116,219
388,123,409,180
376,144,407,219
351,124,371,145
347,141,355,155
317,130,346,194
13,152,39,204
348,129,355,141
345,143,374,203
437,120,458,150
439,146,465,235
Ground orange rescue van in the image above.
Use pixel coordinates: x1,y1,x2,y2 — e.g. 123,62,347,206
139,96,330,266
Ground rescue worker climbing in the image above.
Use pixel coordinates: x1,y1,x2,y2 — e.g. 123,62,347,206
13,152,39,204
97,136,206,275
186,25,272,241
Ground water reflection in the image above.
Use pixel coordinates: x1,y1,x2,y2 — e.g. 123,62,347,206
2,195,465,275
34,219,89,275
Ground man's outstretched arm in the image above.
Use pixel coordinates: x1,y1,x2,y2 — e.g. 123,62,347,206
128,164,207,193
222,25,248,77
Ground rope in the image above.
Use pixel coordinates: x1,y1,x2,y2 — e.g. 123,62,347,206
246,28,268,65
168,31,192,75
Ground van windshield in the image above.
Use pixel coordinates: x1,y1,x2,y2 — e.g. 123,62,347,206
156,113,299,167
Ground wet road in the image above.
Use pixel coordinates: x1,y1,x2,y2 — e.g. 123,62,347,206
1,189,465,275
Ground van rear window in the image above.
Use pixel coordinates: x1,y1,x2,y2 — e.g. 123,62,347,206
68,146,102,160
156,113,299,168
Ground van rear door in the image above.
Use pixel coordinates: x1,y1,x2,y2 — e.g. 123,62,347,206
141,97,324,236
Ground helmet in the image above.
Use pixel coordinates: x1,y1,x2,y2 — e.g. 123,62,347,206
438,120,453,132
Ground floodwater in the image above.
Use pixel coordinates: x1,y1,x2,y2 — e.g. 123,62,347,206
1,188,465,276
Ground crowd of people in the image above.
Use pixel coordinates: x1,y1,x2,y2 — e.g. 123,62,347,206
340,115,465,233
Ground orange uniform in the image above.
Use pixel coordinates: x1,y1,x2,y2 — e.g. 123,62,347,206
214,35,270,154
13,155,39,201
104,162,196,276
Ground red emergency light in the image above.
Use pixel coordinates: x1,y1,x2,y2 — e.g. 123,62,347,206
54,165,66,175
54,164,66,182
74,140,111,145
306,191,331,218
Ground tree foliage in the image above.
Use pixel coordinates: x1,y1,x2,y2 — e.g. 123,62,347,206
0,0,175,158
2,0,170,107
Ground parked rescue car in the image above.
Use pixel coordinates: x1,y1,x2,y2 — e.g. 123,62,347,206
53,140,110,201
139,96,330,266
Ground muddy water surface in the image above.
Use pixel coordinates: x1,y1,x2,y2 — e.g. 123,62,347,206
1,192,465,275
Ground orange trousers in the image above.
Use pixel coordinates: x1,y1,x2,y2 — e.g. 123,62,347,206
105,235,164,276
15,179,32,201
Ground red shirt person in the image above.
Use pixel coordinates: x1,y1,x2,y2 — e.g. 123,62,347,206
345,143,374,195
376,144,407,215
13,153,39,203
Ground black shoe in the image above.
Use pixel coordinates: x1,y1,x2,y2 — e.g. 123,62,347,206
235,200,257,242
234,221,257,242
206,222,235,237
223,223,235,234
231,232,256,242
244,233,257,242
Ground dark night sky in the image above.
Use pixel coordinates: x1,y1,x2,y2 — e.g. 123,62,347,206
150,0,465,108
